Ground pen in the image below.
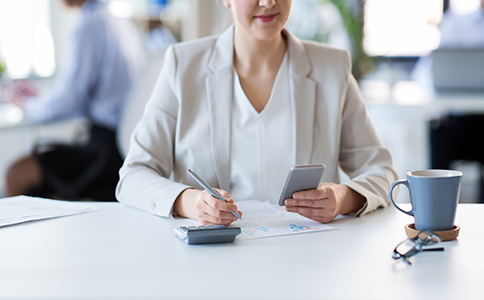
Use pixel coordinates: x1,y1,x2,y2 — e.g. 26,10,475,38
187,169,241,219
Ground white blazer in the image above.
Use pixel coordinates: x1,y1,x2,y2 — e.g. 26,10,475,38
116,26,398,218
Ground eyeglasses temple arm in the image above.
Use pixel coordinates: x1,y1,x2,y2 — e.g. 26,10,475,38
422,247,445,252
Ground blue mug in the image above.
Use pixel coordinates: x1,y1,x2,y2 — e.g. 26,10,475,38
389,169,462,231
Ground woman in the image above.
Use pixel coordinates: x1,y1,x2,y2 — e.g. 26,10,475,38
116,0,398,225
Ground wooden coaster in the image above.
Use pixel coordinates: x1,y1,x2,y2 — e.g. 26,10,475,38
405,223,460,241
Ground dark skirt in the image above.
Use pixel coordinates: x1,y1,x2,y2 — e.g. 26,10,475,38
27,124,123,201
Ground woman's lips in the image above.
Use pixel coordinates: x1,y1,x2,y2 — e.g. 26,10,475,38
254,13,278,23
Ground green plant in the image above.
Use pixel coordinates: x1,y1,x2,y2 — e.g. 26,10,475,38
0,59,5,77
323,0,375,81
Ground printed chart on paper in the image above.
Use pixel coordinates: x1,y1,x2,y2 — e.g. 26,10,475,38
233,200,334,240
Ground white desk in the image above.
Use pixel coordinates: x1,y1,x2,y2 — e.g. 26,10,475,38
1,202,482,300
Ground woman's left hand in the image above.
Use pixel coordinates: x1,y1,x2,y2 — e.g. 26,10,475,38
284,182,366,223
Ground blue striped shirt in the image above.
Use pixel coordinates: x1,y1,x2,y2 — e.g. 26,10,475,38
24,0,144,131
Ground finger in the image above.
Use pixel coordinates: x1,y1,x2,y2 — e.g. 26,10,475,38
293,188,330,200
214,188,231,200
197,202,238,224
210,189,242,217
203,203,239,220
285,198,327,208
199,212,237,226
200,192,238,215
203,192,238,213
210,189,237,206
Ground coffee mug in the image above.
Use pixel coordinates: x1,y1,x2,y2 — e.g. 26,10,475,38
389,169,462,231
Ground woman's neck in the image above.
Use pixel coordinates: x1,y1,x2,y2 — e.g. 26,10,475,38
233,27,286,76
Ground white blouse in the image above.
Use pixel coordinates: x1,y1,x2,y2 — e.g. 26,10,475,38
230,53,294,204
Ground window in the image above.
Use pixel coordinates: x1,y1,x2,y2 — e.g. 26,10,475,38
364,0,443,56
0,0,56,79
450,0,481,15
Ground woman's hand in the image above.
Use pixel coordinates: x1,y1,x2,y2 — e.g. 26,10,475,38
174,188,242,225
284,182,366,223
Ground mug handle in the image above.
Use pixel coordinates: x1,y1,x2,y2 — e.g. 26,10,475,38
388,179,414,216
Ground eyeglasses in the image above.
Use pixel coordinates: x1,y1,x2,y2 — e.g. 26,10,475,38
392,229,445,265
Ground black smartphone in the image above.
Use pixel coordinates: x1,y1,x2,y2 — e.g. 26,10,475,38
278,164,326,206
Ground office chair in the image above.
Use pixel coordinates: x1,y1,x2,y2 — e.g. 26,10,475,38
429,114,484,203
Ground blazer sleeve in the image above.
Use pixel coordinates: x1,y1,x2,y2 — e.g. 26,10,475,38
339,73,399,216
116,45,192,217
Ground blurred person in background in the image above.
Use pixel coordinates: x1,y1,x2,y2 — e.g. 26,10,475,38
439,0,484,48
5,0,143,201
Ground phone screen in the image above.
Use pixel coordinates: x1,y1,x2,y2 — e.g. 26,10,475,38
278,164,326,206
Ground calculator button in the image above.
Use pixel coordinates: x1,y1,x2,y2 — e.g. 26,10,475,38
178,226,188,231
188,226,200,230
216,225,225,229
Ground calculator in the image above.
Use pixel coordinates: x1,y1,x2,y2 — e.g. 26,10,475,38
174,225,241,245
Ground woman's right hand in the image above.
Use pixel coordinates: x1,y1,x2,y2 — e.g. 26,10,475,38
174,188,242,225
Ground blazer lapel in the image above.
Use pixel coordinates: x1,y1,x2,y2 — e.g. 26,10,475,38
285,29,317,165
205,26,235,191
204,26,317,188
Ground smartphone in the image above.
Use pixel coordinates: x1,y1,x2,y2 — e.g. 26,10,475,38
278,164,326,206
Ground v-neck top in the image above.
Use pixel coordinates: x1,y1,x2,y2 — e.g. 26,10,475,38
229,52,295,204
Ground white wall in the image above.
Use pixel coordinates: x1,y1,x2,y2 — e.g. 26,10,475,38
50,0,80,73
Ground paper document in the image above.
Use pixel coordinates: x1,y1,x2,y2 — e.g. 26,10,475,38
174,200,334,240
0,196,99,227
233,200,334,240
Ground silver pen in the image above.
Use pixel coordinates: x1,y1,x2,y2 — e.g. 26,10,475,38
187,169,241,219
